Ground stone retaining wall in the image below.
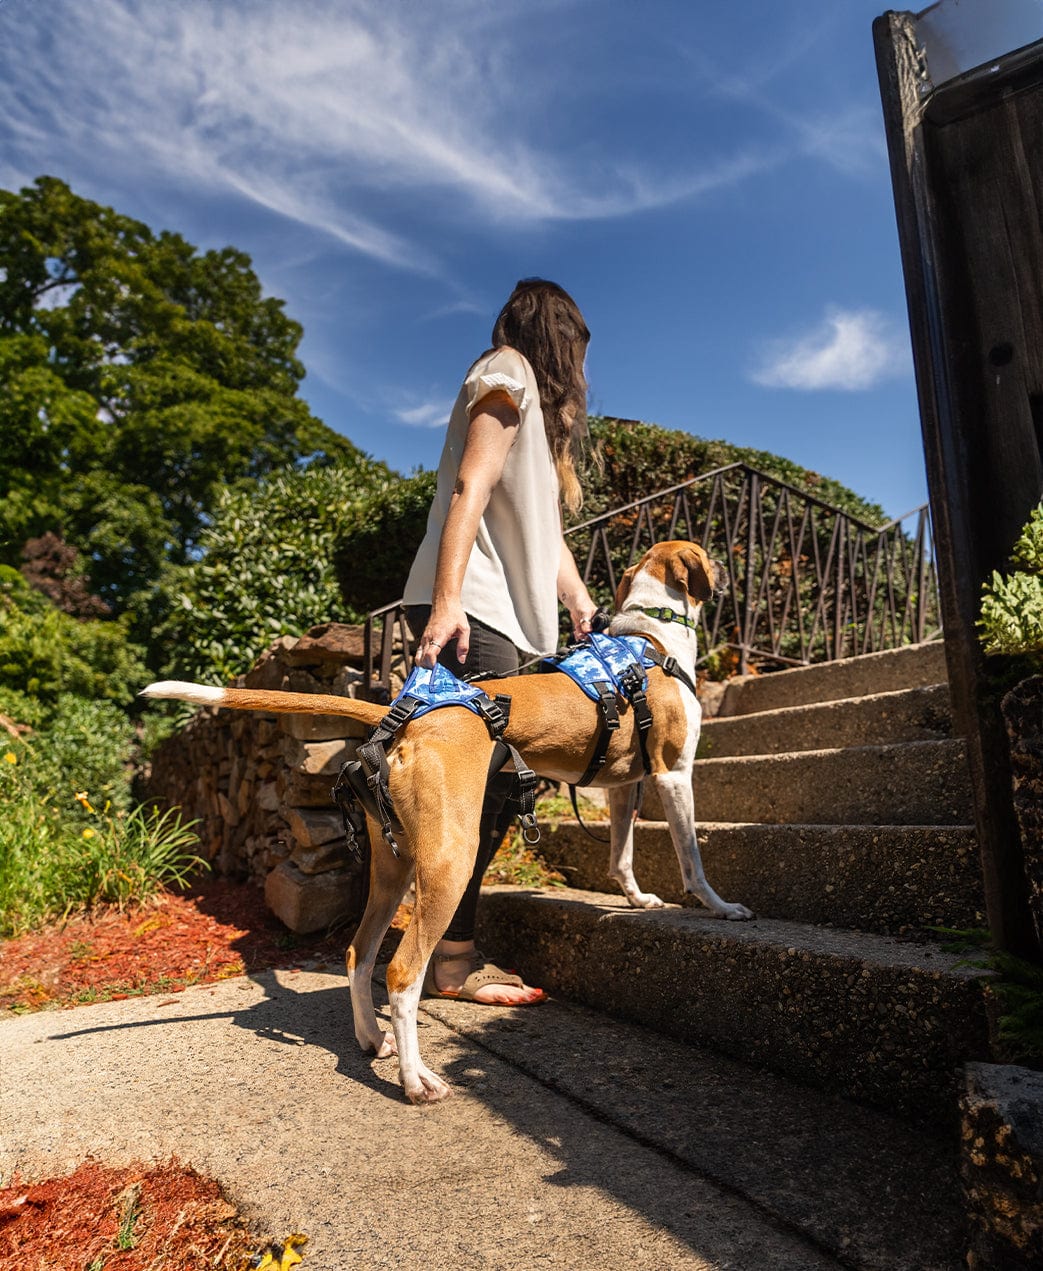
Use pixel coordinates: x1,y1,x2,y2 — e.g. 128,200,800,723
147,623,387,929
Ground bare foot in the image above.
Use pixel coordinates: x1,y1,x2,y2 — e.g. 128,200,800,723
432,940,545,1005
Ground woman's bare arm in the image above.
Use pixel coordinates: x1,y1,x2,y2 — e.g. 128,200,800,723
415,390,519,667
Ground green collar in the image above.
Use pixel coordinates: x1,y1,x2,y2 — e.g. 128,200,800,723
635,605,698,631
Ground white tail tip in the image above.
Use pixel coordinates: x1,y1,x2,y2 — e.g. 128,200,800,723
140,680,226,706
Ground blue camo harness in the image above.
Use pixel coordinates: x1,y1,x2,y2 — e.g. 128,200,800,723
332,633,698,857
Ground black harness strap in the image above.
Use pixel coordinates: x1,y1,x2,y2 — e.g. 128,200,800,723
574,680,621,788
643,646,700,699
331,689,540,861
565,641,702,844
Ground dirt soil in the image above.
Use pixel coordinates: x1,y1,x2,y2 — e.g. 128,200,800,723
0,879,405,1269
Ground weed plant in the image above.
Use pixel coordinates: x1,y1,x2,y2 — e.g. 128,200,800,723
0,741,205,936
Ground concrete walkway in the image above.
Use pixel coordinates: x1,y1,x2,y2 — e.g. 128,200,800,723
0,965,843,1271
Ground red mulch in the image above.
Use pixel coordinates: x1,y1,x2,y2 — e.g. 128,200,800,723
0,878,407,1268
0,878,408,1014
0,1157,303,1270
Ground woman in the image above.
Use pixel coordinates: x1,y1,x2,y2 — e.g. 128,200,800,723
403,278,598,1005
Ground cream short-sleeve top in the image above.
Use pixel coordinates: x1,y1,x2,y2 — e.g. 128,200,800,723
403,346,561,656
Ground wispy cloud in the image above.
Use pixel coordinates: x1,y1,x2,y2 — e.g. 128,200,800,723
394,401,452,429
0,0,798,275
750,308,911,391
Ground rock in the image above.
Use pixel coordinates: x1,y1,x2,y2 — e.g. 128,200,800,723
284,623,365,669
264,860,363,934
280,714,357,742
962,1062,1043,1270
256,782,282,812
289,838,351,875
285,807,348,849
284,738,353,777
278,768,340,809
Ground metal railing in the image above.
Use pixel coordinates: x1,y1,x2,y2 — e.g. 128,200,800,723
362,463,941,700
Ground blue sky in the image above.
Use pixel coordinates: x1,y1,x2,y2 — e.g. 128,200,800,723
2,0,1035,522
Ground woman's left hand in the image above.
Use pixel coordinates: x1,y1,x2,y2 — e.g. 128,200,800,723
567,596,599,641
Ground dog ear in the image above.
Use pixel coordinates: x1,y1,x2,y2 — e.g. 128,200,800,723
615,563,640,609
668,546,715,602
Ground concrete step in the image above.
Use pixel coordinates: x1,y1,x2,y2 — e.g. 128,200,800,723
716,641,948,717
538,820,985,934
640,737,972,825
476,886,993,1127
700,682,953,758
418,992,966,1271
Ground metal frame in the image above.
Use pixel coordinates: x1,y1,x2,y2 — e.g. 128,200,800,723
362,462,940,700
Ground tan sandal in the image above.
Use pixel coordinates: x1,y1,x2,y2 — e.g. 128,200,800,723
422,949,547,1004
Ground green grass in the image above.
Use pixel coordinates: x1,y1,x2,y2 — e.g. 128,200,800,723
0,742,206,936
485,788,606,888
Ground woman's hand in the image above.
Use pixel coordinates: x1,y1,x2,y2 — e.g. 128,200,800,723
558,535,598,640
565,594,599,641
416,601,470,669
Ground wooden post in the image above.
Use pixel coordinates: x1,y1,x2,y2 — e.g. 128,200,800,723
874,13,1043,958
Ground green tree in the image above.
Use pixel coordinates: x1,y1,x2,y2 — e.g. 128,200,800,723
0,176,368,627
158,462,391,683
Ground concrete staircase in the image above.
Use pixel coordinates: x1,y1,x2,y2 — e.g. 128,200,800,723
473,641,995,1266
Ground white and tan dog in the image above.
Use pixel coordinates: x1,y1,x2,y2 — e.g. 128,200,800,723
143,540,753,1104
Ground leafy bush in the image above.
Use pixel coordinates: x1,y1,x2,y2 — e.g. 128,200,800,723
332,469,437,613
0,742,204,935
979,503,1043,660
0,566,147,705
582,417,888,527
156,460,391,683
327,419,890,620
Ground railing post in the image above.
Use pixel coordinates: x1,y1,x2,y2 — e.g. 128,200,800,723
740,472,759,675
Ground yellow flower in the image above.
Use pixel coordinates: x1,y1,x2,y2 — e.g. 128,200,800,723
75,791,96,813
3,752,16,765
81,827,96,840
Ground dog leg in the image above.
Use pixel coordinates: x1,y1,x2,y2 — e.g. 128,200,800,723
655,772,754,920
386,821,481,1102
347,826,412,1058
608,783,666,908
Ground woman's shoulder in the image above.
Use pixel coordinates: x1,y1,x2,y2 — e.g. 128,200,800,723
466,344,535,383
462,345,536,416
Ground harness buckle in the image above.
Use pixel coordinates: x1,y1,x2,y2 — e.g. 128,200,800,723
519,812,541,845
594,681,620,729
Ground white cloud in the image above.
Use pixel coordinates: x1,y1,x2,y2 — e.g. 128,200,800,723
751,308,911,392
395,401,451,429
0,0,792,274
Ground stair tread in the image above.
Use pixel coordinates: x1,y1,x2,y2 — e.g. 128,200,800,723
696,736,964,765
703,680,950,725
488,885,987,976
417,989,965,1271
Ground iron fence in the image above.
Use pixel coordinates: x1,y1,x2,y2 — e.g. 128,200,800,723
362,463,940,700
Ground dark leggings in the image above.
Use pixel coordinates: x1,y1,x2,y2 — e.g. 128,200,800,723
404,606,521,942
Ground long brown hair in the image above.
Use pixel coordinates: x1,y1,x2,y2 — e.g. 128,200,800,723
491,278,594,514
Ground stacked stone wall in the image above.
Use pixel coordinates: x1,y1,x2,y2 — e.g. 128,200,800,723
146,622,387,929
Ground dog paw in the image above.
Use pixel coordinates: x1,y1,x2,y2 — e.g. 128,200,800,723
721,902,755,921
627,891,666,909
404,1067,452,1104
357,1029,397,1058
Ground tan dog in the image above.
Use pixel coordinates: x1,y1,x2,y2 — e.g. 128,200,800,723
143,540,753,1103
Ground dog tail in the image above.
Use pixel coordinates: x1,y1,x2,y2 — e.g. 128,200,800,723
140,680,389,726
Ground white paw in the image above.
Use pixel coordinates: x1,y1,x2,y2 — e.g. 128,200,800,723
721,902,755,921
357,1029,397,1058
404,1066,452,1104
627,891,666,909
